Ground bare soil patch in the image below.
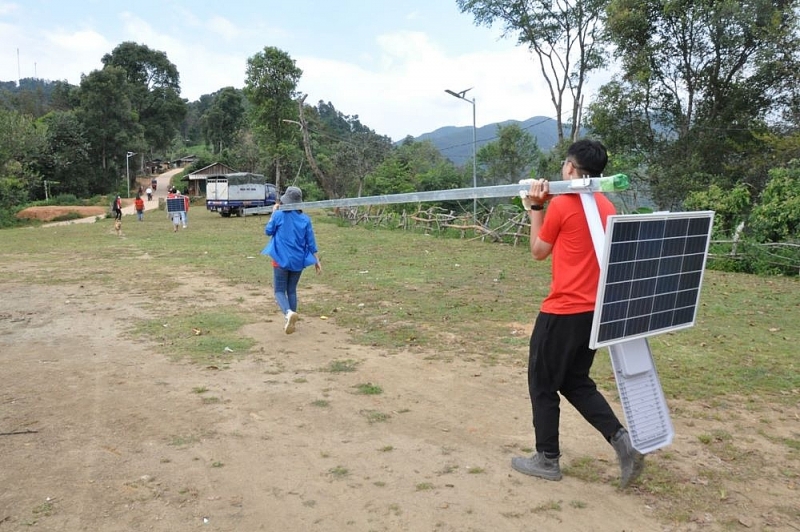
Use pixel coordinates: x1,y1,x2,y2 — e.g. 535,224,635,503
1,260,798,531
16,206,108,222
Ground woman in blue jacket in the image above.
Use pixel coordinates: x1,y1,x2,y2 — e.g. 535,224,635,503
262,186,322,334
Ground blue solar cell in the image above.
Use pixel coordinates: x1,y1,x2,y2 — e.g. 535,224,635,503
653,293,677,313
611,221,641,242
639,220,666,240
606,261,635,283
658,256,683,275
636,239,663,260
630,278,656,298
610,242,637,262
633,258,660,278
665,218,690,238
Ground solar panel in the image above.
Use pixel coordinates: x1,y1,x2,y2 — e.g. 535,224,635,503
166,197,186,213
590,211,714,349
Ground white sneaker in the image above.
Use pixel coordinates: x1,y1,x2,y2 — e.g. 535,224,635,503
284,311,298,334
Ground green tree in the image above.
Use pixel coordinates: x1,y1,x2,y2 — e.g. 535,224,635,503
458,0,609,143
592,0,800,208
244,47,303,185
364,139,462,212
101,42,187,155
76,66,143,193
201,87,245,155
476,123,540,184
307,100,393,198
748,164,800,243
0,108,45,210
35,111,92,198
684,183,751,238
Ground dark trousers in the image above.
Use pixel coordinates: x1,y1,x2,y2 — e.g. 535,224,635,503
528,311,622,456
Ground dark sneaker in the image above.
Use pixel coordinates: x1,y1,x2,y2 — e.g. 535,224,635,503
511,452,562,481
284,311,298,335
611,428,645,488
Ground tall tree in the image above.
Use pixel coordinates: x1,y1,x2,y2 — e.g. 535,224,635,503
457,0,609,142
201,87,245,155
298,100,393,199
35,111,92,197
0,108,45,210
476,123,540,184
244,47,303,185
101,42,186,155
76,66,143,192
591,0,800,208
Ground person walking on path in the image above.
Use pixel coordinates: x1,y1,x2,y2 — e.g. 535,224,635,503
261,186,321,334
146,186,153,201
179,190,189,228
166,187,182,232
134,195,145,221
112,195,122,221
511,139,644,488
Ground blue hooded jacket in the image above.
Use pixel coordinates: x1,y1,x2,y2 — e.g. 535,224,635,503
262,210,318,271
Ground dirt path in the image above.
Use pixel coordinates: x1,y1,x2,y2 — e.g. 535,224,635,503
39,168,184,227
0,272,674,532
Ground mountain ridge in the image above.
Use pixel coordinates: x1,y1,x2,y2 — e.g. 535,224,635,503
408,116,561,166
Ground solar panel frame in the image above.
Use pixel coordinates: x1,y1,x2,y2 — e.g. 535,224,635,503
589,211,714,349
166,197,186,214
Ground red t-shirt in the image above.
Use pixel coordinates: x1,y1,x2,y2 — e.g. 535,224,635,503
134,198,144,211
537,193,616,314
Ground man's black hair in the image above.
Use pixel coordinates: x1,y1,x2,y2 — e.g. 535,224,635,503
567,139,608,177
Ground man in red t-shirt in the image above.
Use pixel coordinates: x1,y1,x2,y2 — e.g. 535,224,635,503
511,139,644,488
134,194,145,221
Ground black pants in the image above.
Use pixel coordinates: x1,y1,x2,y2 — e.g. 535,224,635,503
528,311,622,456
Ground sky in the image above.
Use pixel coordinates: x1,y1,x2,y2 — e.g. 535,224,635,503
0,0,608,141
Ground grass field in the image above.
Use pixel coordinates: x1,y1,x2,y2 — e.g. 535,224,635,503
5,207,799,400
3,206,799,528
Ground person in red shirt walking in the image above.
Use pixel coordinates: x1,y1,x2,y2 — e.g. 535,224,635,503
512,139,644,488
134,194,145,221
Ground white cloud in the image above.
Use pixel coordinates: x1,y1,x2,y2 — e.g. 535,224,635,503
0,6,572,141
0,2,19,16
206,16,239,41
297,30,554,140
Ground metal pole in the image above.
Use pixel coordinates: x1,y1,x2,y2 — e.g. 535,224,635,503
471,97,477,223
445,88,478,223
264,174,630,213
126,152,135,198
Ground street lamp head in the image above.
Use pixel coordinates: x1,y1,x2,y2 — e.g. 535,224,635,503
127,151,135,157
445,87,473,100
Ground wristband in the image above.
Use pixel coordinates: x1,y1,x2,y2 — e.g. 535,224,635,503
529,204,544,211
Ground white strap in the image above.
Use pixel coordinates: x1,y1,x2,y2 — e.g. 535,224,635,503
579,193,605,265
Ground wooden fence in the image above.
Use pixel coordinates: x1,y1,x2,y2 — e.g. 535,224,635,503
333,206,800,275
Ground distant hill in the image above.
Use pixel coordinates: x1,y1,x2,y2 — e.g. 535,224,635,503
411,116,561,167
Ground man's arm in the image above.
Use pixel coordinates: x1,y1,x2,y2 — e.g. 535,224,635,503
524,179,553,261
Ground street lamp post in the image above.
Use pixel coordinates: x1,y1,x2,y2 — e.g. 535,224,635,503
444,88,477,223
126,151,135,198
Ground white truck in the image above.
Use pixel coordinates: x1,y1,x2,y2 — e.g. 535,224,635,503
205,172,277,217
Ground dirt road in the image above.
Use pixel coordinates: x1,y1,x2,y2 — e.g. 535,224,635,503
41,168,184,227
